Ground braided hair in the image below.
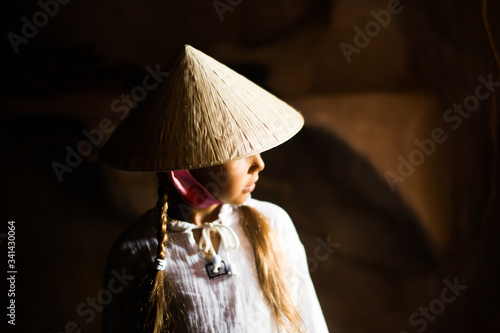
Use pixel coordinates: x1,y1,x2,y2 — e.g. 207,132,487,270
140,172,183,333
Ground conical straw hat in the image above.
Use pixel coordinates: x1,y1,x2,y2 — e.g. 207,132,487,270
100,45,304,171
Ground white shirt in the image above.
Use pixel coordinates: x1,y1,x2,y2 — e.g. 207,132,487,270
102,198,329,333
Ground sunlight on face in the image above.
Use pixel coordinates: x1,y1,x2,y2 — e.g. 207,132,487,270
190,154,265,205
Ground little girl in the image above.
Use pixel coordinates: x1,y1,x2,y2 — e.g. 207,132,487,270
100,45,329,332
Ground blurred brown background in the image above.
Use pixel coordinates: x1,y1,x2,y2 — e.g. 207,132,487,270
1,0,499,332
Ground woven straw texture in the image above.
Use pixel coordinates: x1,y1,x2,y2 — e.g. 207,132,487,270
100,45,304,171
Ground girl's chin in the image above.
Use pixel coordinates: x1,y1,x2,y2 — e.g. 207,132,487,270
225,193,251,206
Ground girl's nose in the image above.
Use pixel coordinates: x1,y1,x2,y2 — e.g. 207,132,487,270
250,153,265,173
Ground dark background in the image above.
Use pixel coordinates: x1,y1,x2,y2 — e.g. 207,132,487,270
1,0,500,332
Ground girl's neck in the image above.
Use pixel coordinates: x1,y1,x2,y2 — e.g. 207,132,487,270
166,184,222,225
186,203,222,225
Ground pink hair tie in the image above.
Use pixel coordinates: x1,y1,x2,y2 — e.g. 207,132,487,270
169,170,223,209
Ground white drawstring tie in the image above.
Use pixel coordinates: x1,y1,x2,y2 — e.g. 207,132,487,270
169,219,240,276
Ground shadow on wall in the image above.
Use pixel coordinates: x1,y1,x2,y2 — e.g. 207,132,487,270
256,126,440,332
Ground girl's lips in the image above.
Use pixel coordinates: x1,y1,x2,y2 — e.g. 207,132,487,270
243,183,256,193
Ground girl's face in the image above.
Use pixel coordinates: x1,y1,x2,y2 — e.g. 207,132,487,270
190,154,265,206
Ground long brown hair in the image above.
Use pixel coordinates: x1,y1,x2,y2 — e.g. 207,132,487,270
141,172,304,332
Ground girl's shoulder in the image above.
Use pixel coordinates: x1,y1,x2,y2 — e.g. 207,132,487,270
105,209,158,276
102,210,159,332
244,198,301,244
245,198,292,223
